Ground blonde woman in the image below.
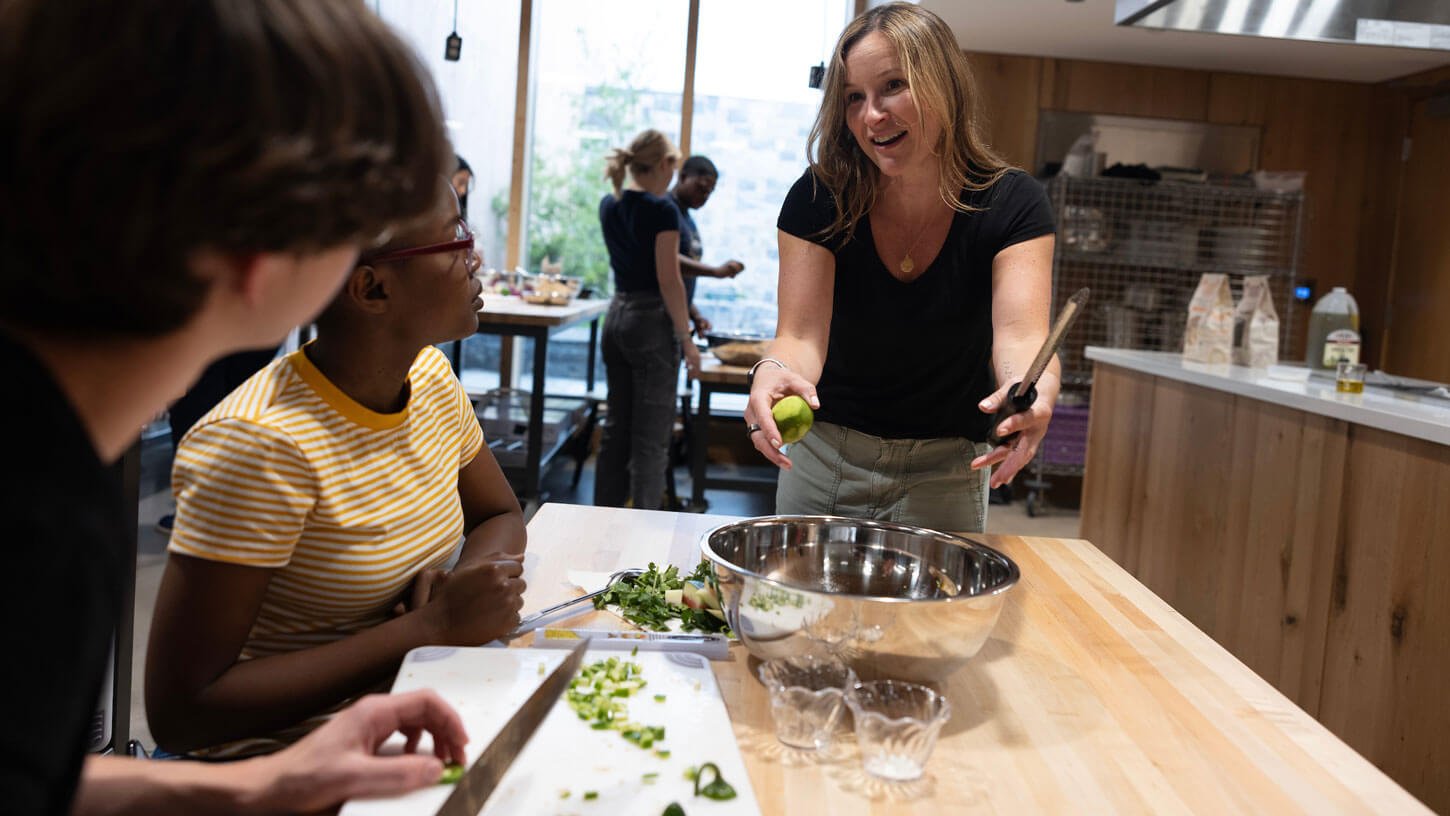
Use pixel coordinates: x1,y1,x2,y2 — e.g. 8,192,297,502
744,2,1058,532
595,129,701,509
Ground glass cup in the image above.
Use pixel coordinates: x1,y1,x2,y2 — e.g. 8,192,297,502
757,655,855,751
1336,362,1367,394
844,680,951,781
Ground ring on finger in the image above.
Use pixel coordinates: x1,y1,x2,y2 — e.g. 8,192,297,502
746,423,762,438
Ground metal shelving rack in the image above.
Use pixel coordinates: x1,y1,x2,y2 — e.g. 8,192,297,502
1020,176,1306,516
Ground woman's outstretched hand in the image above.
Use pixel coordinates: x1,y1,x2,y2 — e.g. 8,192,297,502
743,364,818,469
970,374,1059,488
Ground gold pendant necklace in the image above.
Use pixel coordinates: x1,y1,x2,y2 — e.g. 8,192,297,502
898,211,932,276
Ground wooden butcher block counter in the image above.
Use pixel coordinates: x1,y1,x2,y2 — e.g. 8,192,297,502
510,504,1427,814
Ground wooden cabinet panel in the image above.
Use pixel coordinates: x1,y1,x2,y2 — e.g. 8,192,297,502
1320,427,1450,812
1083,366,1450,812
1215,402,1346,714
1080,364,1156,571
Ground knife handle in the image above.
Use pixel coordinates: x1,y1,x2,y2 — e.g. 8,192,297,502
987,382,1037,448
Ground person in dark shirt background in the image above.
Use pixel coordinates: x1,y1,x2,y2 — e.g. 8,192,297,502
743,2,1059,532
0,1,471,812
593,129,701,510
667,155,744,338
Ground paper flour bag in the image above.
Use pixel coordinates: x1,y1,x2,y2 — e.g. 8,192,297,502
1183,273,1234,364
1233,275,1280,368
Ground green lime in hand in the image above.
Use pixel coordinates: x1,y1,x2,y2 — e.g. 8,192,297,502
771,395,814,445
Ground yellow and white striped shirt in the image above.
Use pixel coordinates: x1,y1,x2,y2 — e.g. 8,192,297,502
169,345,483,755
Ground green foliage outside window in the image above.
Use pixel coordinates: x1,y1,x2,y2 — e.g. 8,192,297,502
491,75,643,295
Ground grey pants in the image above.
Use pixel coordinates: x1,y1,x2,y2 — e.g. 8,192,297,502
775,420,993,533
594,293,680,510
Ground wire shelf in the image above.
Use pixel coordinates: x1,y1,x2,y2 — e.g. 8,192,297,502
1018,176,1307,515
1048,176,1306,388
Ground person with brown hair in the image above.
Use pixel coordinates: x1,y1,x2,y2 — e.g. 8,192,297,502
0,0,473,811
594,129,701,509
744,2,1059,532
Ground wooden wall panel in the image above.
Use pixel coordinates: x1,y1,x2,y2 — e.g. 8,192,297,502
967,52,1041,170
1320,427,1450,814
1040,58,1210,120
1255,78,1373,297
1382,98,1450,382
1353,85,1410,369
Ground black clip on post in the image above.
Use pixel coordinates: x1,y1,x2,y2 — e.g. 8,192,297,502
987,381,1037,448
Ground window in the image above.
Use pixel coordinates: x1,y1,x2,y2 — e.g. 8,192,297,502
377,0,522,391
687,0,852,336
521,0,689,292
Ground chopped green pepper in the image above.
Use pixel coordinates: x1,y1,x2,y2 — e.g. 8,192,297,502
583,790,599,800
662,804,686,816
642,772,659,784
692,762,737,801
654,693,666,702
437,763,464,785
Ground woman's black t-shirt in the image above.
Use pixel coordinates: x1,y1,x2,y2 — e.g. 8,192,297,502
776,168,1055,441
599,189,680,294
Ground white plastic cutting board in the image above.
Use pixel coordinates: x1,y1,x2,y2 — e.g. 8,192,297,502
341,645,760,816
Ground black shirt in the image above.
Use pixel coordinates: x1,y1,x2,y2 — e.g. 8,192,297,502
0,332,125,815
598,190,680,294
669,192,703,304
777,168,1055,441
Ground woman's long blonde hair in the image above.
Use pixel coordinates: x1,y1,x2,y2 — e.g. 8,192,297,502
807,2,1009,244
604,128,681,196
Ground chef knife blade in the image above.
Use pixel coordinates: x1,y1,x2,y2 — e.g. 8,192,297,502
987,287,1090,447
434,639,589,816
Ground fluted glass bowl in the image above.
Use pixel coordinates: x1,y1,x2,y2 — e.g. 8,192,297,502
757,654,856,750
845,680,951,781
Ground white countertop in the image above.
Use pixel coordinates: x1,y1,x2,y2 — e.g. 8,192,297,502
1085,347,1450,447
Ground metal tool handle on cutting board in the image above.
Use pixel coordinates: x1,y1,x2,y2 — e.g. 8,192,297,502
505,567,644,639
987,288,1090,448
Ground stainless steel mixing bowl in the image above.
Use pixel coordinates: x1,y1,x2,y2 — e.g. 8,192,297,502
701,516,1019,683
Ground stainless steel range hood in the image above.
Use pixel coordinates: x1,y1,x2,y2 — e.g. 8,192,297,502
1116,0,1450,51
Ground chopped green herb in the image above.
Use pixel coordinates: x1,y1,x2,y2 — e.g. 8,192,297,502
592,561,731,635
566,657,667,752
663,803,686,816
653,694,666,702
583,791,599,801
537,662,546,676
437,763,464,785
642,772,660,784
683,765,698,782
559,789,571,799
654,749,671,760
692,762,737,801
631,645,639,657
748,585,807,612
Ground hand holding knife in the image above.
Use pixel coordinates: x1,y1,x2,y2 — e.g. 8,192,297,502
986,287,1089,448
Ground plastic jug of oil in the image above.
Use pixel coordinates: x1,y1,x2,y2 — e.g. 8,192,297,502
1306,287,1360,370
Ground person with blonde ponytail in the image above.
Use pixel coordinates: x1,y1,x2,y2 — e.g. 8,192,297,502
594,129,701,509
743,2,1058,532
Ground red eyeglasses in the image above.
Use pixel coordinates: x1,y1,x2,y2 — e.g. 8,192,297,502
361,218,475,265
